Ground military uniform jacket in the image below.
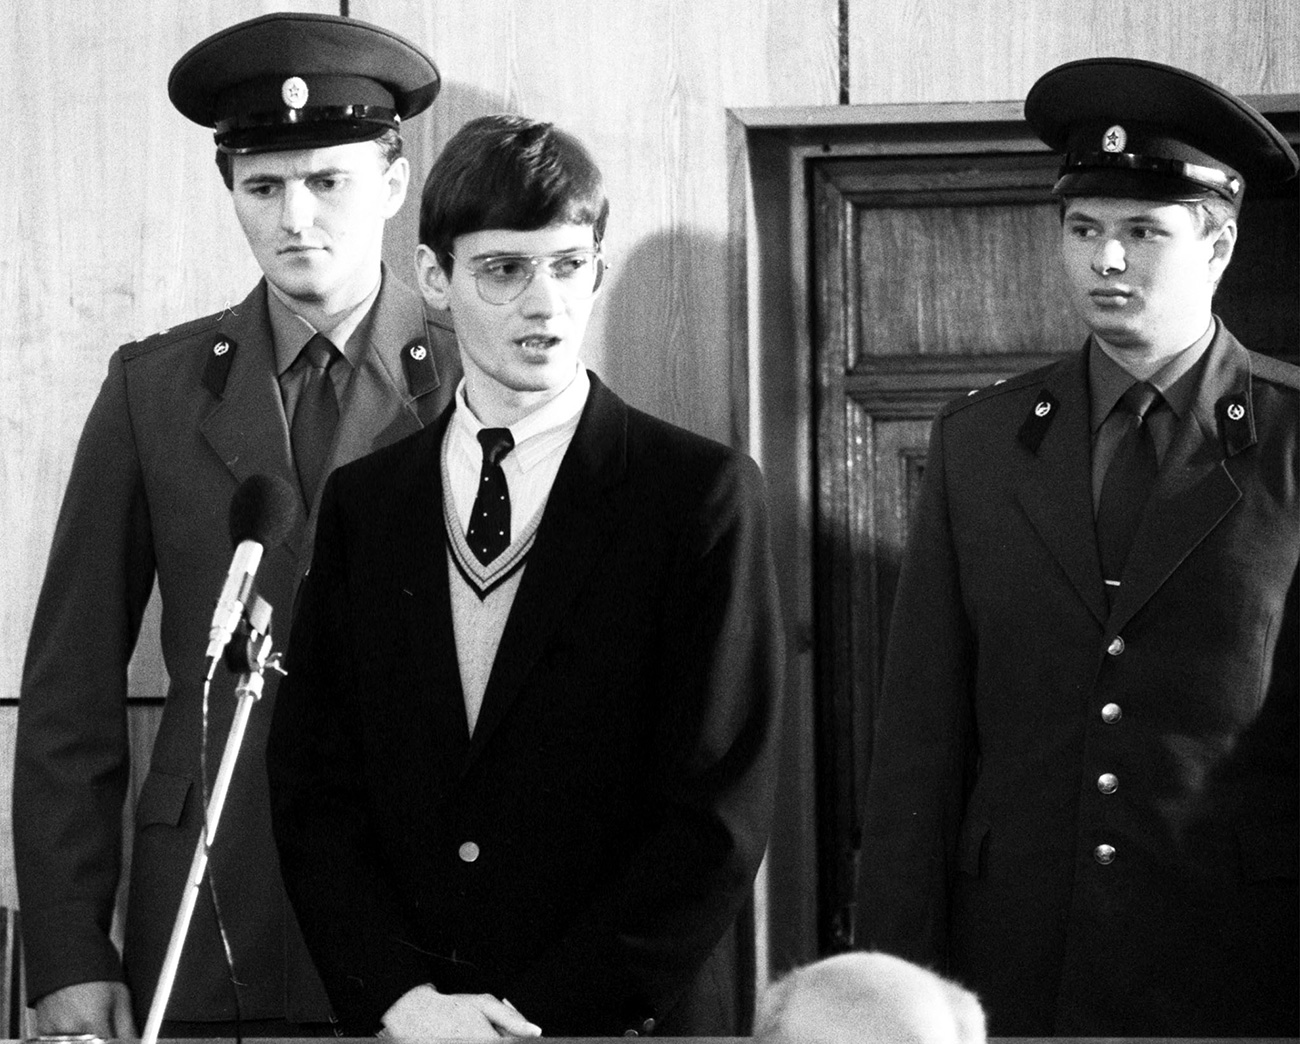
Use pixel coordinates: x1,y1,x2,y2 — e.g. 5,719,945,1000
15,269,459,1022
860,324,1298,1035
267,374,786,1037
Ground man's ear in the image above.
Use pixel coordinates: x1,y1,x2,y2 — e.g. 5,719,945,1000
381,156,411,219
1207,217,1237,285
415,244,451,310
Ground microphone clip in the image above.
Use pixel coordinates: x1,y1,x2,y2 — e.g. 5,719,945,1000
221,594,283,681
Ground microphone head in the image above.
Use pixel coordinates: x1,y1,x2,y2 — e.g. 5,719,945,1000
228,474,297,548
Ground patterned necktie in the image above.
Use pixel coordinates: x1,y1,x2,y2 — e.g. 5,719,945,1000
467,428,515,564
1096,381,1162,591
290,333,339,505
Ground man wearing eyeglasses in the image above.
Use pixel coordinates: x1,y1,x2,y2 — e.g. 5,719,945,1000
266,115,786,1040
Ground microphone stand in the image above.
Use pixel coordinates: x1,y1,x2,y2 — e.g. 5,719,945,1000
141,597,282,1044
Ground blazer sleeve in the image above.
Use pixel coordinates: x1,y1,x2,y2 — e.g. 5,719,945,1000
859,411,976,971
14,350,156,1001
266,471,430,1028
504,451,787,1033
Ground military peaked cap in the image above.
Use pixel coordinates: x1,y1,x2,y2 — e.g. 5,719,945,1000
169,12,440,154
1025,57,1298,204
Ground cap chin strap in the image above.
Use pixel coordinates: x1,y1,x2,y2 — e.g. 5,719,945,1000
1062,149,1242,200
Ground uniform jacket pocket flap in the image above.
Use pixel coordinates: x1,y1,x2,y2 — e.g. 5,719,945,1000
1238,822,1299,882
136,769,192,828
957,818,989,877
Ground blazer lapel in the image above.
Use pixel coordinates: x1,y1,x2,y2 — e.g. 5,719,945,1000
463,375,629,765
1107,328,1249,629
394,411,473,793
1015,351,1110,625
198,282,307,556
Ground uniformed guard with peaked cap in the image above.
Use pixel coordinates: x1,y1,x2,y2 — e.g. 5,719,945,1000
14,9,460,1040
1025,56,1298,205
861,55,1300,1037
169,11,440,154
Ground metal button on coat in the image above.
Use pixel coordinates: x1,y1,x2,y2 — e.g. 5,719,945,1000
1107,636,1125,656
1097,772,1118,794
1094,843,1116,865
1101,702,1122,723
458,841,480,863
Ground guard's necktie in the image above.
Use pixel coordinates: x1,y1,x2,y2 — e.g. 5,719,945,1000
290,333,340,505
1096,381,1162,592
467,427,515,564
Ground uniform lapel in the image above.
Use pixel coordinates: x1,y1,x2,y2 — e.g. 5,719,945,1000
1015,350,1111,625
1107,327,1248,629
198,282,307,557
315,269,442,527
326,270,439,490
463,375,629,766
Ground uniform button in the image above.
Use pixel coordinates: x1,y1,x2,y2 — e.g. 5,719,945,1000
1097,772,1118,794
458,841,480,863
1094,843,1116,865
642,1018,656,1033
623,1031,639,1038
1101,702,1122,724
1107,636,1125,656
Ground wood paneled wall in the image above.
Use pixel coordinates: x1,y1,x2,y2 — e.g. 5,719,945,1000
0,0,1294,967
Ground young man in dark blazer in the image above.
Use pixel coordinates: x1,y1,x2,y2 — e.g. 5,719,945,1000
267,115,786,1040
14,14,459,1038
860,59,1299,1035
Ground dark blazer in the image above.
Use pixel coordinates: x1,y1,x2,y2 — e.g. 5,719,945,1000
15,270,459,1022
267,373,785,1037
861,324,1298,1036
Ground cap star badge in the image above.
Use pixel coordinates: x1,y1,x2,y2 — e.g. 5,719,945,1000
1102,124,1126,153
281,76,309,109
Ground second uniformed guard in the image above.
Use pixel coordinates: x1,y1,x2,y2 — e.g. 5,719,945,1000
859,57,1299,1035
14,12,460,1038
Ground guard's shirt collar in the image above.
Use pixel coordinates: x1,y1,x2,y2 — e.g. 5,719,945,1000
1089,318,1216,433
267,275,381,373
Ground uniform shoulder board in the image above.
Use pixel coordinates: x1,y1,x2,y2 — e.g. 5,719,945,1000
401,337,439,397
120,310,225,361
940,366,1046,418
1248,350,1300,391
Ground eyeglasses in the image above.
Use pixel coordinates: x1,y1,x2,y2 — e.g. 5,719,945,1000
453,249,607,305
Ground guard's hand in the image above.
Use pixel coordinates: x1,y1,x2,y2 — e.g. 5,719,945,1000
380,984,541,1041
35,980,138,1040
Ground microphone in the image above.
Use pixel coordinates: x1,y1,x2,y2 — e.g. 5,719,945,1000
205,474,296,665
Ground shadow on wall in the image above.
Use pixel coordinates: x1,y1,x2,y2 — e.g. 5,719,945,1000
382,79,513,288
596,226,732,444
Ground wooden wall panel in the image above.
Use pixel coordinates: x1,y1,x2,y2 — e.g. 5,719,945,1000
353,0,839,441
0,0,336,908
849,0,1299,104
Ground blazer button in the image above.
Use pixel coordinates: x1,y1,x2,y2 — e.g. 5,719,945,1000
458,841,480,863
1094,843,1116,865
1106,636,1125,656
1101,702,1122,724
1097,772,1118,794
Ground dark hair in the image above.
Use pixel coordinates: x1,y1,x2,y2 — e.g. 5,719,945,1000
418,114,610,271
215,129,404,190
